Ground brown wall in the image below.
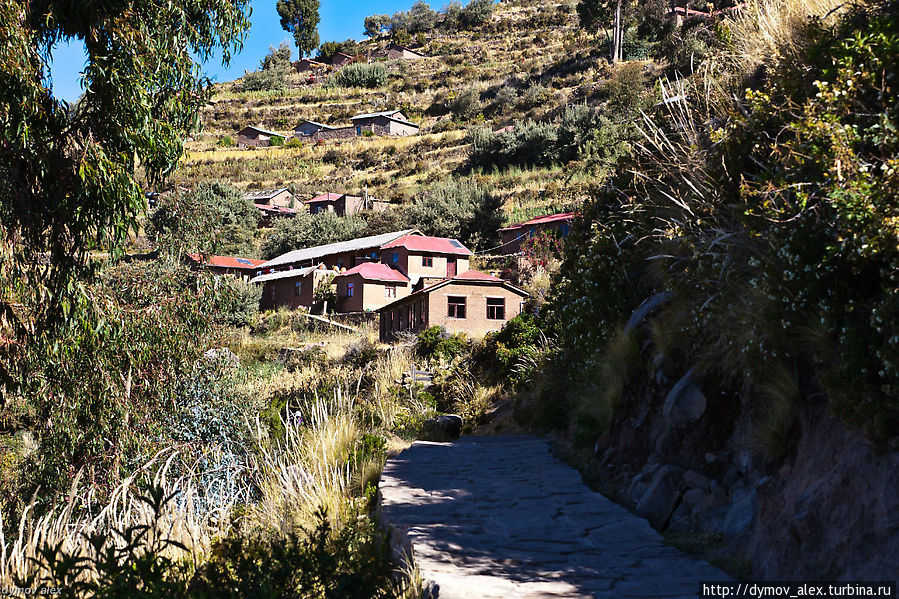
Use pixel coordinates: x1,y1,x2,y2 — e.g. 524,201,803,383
238,130,271,148
309,126,357,141
336,274,410,312
379,282,526,341
260,273,316,310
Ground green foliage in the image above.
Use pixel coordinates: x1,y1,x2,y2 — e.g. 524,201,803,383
548,4,899,450
408,1,439,34
314,273,338,308
416,327,469,362
450,88,483,121
460,0,496,28
241,67,288,92
218,135,236,147
277,0,321,56
332,63,387,88
473,313,544,386
0,0,250,363
469,105,632,172
261,42,294,71
192,508,394,599
411,178,503,250
284,136,305,149
344,337,380,369
149,181,259,258
269,134,285,147
217,276,263,327
261,211,366,260
364,14,390,38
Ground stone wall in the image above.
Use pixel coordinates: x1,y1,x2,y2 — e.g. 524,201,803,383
309,126,356,141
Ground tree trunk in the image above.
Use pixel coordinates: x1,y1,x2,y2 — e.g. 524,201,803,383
611,0,622,63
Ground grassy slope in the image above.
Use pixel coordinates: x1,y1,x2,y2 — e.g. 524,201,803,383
174,0,613,226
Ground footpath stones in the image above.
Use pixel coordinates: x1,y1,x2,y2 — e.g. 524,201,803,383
380,436,729,598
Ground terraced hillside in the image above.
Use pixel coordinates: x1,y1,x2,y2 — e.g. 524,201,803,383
172,0,638,227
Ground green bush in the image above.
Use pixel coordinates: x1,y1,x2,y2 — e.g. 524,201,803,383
269,134,285,147
262,211,367,260
411,178,503,251
416,326,469,362
217,135,235,147
332,63,387,88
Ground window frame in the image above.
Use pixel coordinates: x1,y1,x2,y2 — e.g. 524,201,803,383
447,295,467,319
486,296,506,320
346,282,354,298
384,285,397,298
294,281,302,297
422,255,434,268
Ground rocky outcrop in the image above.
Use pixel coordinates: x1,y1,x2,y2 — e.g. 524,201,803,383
418,415,463,442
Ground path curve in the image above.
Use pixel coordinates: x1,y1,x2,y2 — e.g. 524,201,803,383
379,436,730,598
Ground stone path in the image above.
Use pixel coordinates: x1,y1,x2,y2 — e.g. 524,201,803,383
379,436,729,598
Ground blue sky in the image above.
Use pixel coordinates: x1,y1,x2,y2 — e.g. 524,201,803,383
48,0,424,102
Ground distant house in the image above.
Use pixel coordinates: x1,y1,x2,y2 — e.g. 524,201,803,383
296,58,328,73
305,192,390,216
327,52,354,67
252,266,337,311
254,203,298,226
237,125,282,148
375,42,426,60
350,111,420,137
186,254,267,280
243,188,294,208
493,125,515,134
334,262,411,313
378,270,529,342
294,120,341,138
498,211,575,255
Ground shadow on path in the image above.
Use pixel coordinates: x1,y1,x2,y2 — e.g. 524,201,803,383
380,436,730,599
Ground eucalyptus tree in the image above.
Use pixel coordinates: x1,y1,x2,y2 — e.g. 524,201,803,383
277,0,321,57
0,0,250,389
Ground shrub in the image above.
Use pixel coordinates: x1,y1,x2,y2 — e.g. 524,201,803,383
450,88,482,121
333,63,387,88
269,134,285,147
460,0,495,28
284,136,304,148
262,211,367,260
411,178,503,251
416,326,469,362
217,135,235,147
240,67,287,92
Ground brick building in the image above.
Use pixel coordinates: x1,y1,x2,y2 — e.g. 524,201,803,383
334,262,411,312
253,266,338,311
237,125,281,148
350,111,420,137
305,192,390,216
379,270,529,341
379,233,472,283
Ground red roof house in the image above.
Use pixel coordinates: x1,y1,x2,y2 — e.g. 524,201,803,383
187,254,267,279
380,234,473,281
498,211,576,255
334,262,411,312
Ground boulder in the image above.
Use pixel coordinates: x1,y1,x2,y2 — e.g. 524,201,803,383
684,470,711,490
682,488,708,509
722,487,757,537
624,291,673,334
635,465,687,529
663,369,707,426
419,415,463,442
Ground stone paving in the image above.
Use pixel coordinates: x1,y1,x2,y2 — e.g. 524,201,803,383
379,436,730,598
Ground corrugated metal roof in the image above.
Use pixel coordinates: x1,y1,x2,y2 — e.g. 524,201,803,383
499,211,576,231
381,234,472,256
335,262,410,283
350,110,405,120
306,192,345,203
249,266,317,284
243,188,290,201
255,203,297,214
295,120,337,130
239,125,281,137
262,229,417,269
188,254,267,269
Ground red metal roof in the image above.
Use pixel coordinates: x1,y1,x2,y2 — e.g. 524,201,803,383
335,262,410,283
452,270,502,282
188,254,267,269
499,211,575,231
378,270,527,308
306,193,344,204
380,234,473,256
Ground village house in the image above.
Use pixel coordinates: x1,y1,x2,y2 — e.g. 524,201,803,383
305,192,390,216
373,42,426,60
294,120,340,138
252,266,339,311
236,125,281,148
350,111,420,137
379,233,472,284
261,229,416,275
186,254,267,281
334,262,411,313
378,270,529,342
497,211,575,255
243,188,294,208
295,58,328,73
326,52,354,67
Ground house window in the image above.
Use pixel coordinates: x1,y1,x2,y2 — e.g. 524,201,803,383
487,297,505,320
447,296,466,319
294,281,302,297
391,252,399,263
347,282,354,297
529,227,537,238
385,285,397,298
559,222,571,237
422,256,433,268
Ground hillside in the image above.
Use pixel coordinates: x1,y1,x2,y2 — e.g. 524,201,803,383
173,0,621,228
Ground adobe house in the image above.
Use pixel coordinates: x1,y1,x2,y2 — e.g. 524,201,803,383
327,52,354,67
254,203,298,227
236,125,281,148
243,188,294,208
305,192,390,216
378,270,529,342
377,42,425,60
379,234,472,282
252,266,337,311
350,111,420,137
262,228,416,274
498,211,575,255
294,120,340,138
296,58,328,73
334,262,411,313
186,254,267,280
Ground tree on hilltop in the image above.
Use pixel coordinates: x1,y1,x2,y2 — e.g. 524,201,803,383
277,0,321,56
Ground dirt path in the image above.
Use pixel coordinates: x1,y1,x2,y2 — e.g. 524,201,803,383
379,436,730,598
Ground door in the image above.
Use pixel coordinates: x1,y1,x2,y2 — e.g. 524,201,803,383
447,257,457,277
